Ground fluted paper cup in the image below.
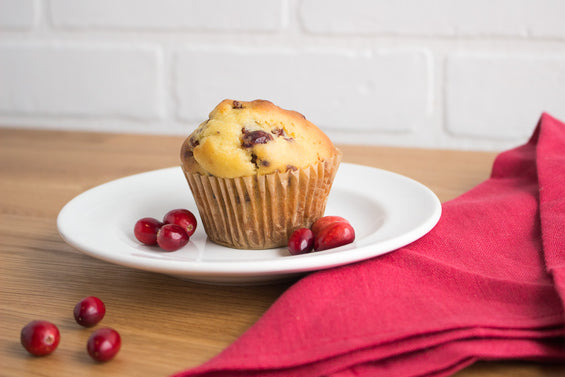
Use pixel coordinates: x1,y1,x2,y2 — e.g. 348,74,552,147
182,151,342,249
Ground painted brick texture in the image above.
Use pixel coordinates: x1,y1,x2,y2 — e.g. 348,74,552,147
0,0,35,29
175,48,431,132
0,0,564,151
446,54,565,139
50,0,285,31
300,0,565,38
0,44,162,118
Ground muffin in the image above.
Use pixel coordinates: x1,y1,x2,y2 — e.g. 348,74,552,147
180,99,341,249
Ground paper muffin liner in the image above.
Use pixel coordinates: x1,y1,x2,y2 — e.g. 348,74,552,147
182,151,342,249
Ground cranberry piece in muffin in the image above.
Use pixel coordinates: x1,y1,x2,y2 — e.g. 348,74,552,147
241,129,274,148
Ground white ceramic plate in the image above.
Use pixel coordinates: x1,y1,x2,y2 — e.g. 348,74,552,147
57,163,441,285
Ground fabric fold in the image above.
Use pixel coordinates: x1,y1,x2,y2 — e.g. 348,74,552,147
536,114,565,307
173,113,565,377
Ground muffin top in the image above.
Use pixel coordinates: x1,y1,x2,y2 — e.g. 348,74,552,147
180,99,338,178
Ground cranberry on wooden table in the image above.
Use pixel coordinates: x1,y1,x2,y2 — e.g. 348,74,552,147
20,320,60,356
73,296,106,328
87,327,121,362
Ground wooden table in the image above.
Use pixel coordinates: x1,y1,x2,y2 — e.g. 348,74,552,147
1,128,563,377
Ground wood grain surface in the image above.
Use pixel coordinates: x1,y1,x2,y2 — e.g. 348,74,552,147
1,128,563,377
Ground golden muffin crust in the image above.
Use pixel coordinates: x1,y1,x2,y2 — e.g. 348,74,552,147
181,99,337,178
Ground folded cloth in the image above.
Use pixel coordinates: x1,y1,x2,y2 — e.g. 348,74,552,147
173,113,565,377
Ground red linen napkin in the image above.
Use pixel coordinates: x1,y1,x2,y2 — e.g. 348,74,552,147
173,113,565,377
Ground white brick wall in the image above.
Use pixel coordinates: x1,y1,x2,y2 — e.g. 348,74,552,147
0,44,162,118
0,0,564,151
300,0,565,38
50,0,285,31
446,54,565,139
0,0,35,29
175,48,431,132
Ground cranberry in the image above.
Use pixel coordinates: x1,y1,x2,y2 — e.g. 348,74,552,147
87,327,121,362
156,224,189,251
163,209,197,237
311,216,349,236
288,228,314,255
134,217,163,245
314,221,355,251
20,320,60,356
241,129,273,148
73,296,106,328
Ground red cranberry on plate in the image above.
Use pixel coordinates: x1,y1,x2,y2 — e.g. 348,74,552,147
163,209,197,237
314,221,356,251
134,217,163,246
288,228,314,255
156,223,189,251
311,216,349,236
